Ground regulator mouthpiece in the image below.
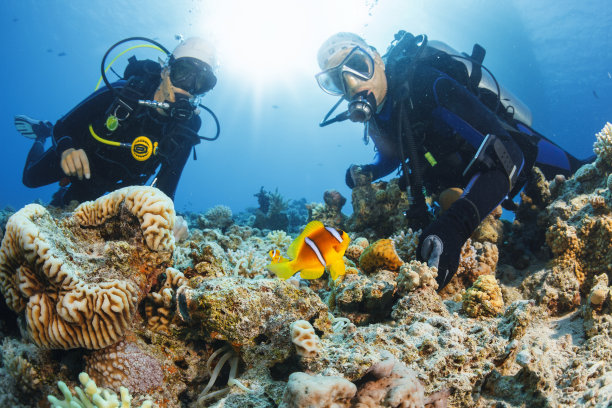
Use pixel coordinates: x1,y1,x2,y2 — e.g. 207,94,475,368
348,91,376,123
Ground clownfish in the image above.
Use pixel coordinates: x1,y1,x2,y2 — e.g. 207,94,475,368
267,221,350,281
268,249,289,264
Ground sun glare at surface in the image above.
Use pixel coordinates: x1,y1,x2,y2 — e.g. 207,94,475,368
195,0,374,85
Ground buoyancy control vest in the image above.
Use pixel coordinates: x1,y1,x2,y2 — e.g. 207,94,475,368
383,32,544,197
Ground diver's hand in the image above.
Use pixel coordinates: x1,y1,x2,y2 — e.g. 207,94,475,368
345,164,374,188
416,198,481,290
60,148,91,180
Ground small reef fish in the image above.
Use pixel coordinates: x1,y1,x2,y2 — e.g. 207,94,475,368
268,249,289,264
267,220,350,281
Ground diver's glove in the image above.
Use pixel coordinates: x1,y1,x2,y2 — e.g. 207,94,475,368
417,197,481,289
345,164,374,188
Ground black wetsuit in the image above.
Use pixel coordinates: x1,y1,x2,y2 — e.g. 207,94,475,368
354,44,586,220
22,62,201,206
349,40,589,288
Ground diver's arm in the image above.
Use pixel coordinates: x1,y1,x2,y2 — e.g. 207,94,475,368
345,150,401,188
418,134,524,290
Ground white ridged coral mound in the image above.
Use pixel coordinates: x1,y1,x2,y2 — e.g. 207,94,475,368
74,186,175,251
0,204,140,349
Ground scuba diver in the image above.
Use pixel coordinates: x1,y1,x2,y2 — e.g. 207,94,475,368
315,32,593,290
16,36,219,206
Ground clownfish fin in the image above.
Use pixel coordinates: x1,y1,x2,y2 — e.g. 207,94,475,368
287,220,325,259
267,260,298,280
298,266,326,280
328,260,347,281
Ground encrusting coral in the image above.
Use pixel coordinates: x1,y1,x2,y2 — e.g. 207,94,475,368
0,186,175,350
462,274,504,318
84,339,163,394
359,238,404,274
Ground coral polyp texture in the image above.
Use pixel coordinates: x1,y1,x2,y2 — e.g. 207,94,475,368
0,186,174,349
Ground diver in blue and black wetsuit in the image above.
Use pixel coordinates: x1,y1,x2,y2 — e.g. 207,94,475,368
16,37,219,207
315,32,592,290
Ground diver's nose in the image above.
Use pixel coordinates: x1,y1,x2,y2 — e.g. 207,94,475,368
343,74,363,96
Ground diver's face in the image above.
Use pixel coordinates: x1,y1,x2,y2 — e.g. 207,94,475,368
326,49,388,106
155,69,193,104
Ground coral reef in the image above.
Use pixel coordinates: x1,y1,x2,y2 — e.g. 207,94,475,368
84,338,163,394
2,122,612,407
253,187,290,231
196,205,234,231
462,275,504,318
348,178,411,239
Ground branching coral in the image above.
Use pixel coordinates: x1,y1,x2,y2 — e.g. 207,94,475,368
265,230,293,251
593,122,612,167
48,372,153,408
198,205,234,230
391,228,421,262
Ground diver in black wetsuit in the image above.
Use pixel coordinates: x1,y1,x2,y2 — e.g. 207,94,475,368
315,32,592,290
16,37,218,206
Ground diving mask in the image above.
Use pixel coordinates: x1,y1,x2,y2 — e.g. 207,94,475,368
169,57,217,95
315,46,375,96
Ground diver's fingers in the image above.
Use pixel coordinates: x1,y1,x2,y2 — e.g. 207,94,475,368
79,150,91,179
64,151,77,177
74,149,89,180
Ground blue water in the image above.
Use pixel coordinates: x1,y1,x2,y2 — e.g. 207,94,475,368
1,0,610,214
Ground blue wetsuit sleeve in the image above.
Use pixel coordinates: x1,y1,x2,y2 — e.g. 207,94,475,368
369,150,402,180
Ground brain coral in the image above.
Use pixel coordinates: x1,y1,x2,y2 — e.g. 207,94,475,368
74,186,175,251
0,186,174,349
359,239,404,274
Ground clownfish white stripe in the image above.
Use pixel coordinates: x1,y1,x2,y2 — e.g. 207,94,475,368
325,227,343,243
305,237,326,267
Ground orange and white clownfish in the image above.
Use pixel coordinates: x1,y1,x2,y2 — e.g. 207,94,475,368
266,220,350,281
268,249,289,264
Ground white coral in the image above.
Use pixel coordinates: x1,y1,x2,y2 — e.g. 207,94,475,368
391,228,421,261
594,122,612,167
290,320,321,357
